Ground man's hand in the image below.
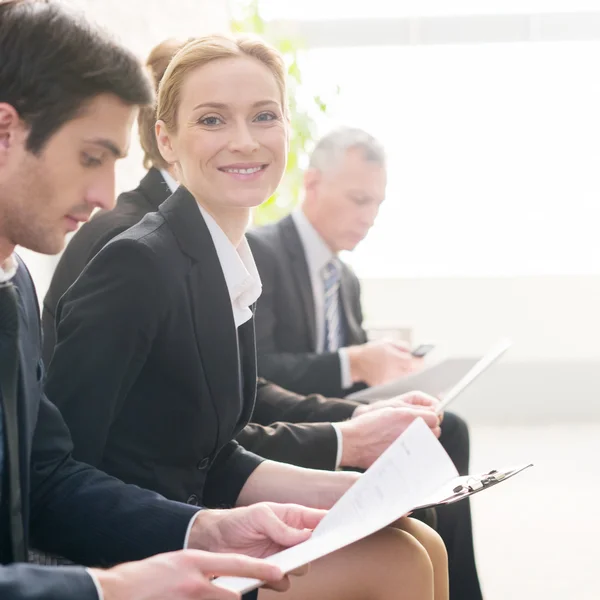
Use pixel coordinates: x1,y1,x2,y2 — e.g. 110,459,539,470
346,340,422,387
337,406,441,469
188,502,326,558
352,391,441,418
93,549,286,600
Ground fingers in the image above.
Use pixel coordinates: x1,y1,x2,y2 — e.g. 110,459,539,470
254,505,315,548
262,574,291,592
268,503,327,531
401,391,439,409
288,564,310,577
184,550,283,583
386,339,411,352
405,409,440,429
263,563,310,591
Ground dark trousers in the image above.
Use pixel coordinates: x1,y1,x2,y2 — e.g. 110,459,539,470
438,412,483,600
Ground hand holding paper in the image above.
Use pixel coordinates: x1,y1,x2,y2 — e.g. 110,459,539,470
214,411,530,596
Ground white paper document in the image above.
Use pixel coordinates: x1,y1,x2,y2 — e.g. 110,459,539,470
213,419,459,595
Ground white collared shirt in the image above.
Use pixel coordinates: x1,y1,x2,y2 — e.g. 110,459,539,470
0,254,18,283
197,204,262,328
160,170,261,328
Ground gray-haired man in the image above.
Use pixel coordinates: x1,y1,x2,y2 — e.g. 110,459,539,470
248,127,483,600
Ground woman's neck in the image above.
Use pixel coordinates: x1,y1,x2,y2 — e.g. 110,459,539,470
199,203,251,247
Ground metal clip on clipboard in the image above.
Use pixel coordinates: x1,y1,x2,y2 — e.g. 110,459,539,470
415,463,534,511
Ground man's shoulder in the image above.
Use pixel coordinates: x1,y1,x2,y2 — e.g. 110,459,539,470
247,215,296,255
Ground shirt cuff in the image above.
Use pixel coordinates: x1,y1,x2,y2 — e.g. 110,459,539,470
338,348,353,390
331,423,344,469
86,569,104,600
183,511,204,549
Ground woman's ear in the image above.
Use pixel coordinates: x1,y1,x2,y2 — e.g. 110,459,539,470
155,120,177,164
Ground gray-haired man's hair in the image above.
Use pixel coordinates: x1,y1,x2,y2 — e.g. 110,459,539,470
308,127,386,173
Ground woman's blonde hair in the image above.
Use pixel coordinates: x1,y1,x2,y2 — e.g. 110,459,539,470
157,33,288,134
139,38,191,170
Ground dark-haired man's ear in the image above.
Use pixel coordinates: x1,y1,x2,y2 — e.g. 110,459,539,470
0,103,22,153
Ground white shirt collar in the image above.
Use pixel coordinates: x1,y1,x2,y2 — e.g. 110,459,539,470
0,254,18,283
196,204,262,328
159,169,179,194
291,208,336,275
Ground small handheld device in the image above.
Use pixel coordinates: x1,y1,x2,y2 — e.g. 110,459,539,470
411,343,435,358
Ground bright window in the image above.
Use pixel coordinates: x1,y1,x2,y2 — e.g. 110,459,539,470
298,41,600,277
260,0,600,21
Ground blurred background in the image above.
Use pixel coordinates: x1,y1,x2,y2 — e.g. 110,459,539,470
21,1,600,597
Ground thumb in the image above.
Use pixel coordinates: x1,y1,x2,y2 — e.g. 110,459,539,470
412,410,440,429
259,507,313,549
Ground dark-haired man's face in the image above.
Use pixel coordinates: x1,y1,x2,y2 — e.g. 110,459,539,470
0,93,137,257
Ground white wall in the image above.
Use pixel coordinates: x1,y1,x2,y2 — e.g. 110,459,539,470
19,0,230,299
361,275,600,424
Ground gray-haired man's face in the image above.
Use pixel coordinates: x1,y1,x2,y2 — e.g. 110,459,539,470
304,147,387,253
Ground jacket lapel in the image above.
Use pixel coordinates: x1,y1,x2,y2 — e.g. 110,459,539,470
159,187,241,426
339,266,363,346
278,216,317,350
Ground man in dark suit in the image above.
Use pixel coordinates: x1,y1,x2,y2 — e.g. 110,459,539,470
42,38,445,477
247,127,483,600
0,3,326,598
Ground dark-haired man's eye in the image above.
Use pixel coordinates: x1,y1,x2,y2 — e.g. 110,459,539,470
81,153,103,168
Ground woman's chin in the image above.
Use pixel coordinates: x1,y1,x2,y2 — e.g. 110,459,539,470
223,192,273,209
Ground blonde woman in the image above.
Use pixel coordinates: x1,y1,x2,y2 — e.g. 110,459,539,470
46,34,448,600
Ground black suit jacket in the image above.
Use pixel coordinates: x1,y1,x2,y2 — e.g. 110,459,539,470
45,187,267,507
43,172,359,473
247,215,368,398
0,257,199,600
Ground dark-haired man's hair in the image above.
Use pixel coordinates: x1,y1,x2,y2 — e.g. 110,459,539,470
0,0,153,154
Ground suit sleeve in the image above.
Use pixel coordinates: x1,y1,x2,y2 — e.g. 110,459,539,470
202,440,264,508
44,239,166,468
29,392,200,568
0,563,100,600
249,235,347,398
235,380,360,471
253,379,357,424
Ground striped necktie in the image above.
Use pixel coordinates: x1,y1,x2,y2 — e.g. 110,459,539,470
322,259,342,352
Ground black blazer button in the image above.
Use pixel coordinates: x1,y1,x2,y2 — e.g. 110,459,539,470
197,457,210,470
187,494,199,505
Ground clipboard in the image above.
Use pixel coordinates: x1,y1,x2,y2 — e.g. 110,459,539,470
414,463,533,511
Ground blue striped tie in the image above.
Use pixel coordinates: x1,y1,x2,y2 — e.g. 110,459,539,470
322,259,342,352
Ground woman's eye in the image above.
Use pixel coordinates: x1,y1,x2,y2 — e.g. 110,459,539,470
255,112,277,122
200,116,223,126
